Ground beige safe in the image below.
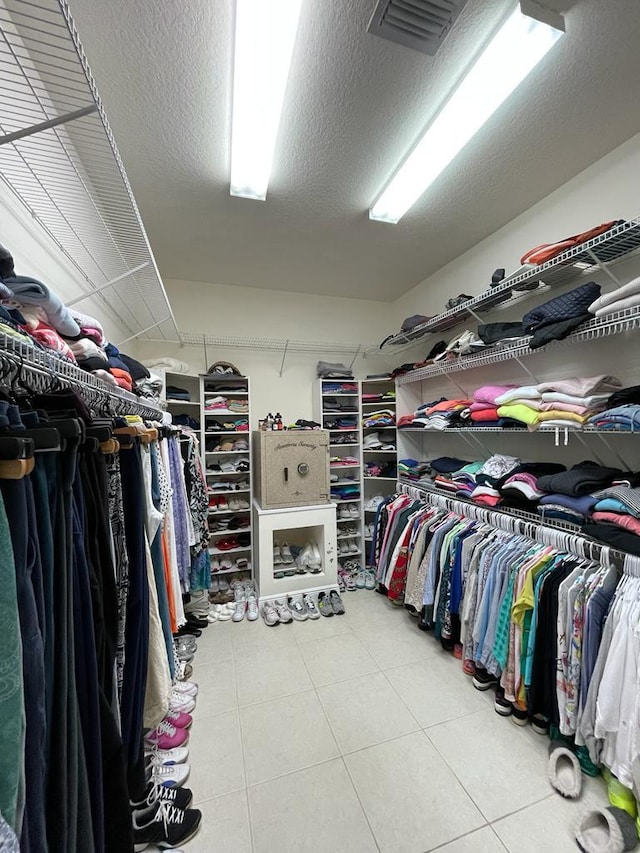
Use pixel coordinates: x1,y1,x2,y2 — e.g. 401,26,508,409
253,430,330,510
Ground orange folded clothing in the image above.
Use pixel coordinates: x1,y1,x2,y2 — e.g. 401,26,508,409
420,399,471,417
470,408,500,422
110,367,132,391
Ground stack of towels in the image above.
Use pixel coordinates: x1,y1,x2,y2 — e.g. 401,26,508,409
363,408,395,428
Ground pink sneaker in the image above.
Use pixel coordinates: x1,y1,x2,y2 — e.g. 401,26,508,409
163,709,193,729
145,720,189,750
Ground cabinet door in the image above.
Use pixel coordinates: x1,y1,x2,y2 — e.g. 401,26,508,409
264,436,329,506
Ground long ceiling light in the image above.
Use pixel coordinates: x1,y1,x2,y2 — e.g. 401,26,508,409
369,6,564,224
230,0,303,201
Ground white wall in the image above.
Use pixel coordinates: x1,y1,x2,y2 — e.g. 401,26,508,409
137,279,393,424
394,131,640,324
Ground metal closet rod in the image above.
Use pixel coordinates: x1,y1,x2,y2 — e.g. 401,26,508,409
0,345,163,419
398,482,625,565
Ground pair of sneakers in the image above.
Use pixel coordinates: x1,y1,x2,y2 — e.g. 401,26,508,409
231,581,259,622
132,783,201,850
318,590,345,617
273,542,294,564
262,595,320,626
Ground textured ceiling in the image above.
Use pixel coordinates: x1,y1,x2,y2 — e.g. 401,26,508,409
65,0,640,301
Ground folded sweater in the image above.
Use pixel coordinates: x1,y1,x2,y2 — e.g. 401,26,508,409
536,375,621,396
537,462,623,496
588,275,640,312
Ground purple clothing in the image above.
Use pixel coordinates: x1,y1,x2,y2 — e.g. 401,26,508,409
168,437,191,585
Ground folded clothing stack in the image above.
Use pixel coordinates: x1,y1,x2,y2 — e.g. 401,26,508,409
167,385,191,401
331,483,360,500
588,274,640,318
322,382,358,393
362,390,396,403
323,396,358,413
204,396,249,413
495,375,620,430
326,416,357,430
411,399,471,430
317,361,354,379
363,432,396,450
363,408,395,428
365,461,396,479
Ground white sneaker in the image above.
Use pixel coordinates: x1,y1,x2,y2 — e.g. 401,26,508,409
348,504,360,518
145,745,190,765
338,541,349,555
273,543,283,564
262,601,280,627
232,599,247,622
149,762,191,788
170,692,196,714
246,593,259,621
213,604,233,622
281,542,294,564
303,594,321,620
348,539,359,554
172,681,198,696
273,600,293,624
287,596,309,621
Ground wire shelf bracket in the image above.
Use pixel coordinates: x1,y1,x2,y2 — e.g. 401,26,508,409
0,0,181,345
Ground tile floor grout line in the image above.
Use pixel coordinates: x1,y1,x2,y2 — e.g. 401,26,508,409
293,618,382,851
420,726,498,826
377,665,424,730
229,621,256,853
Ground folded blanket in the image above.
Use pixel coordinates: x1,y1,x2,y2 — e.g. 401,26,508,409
541,391,611,408
29,322,76,361
470,408,500,423
536,376,621,397
588,275,640,312
6,275,80,336
494,386,540,404
68,337,108,362
473,385,517,405
497,403,539,425
594,292,640,317
591,510,640,536
537,462,623,496
70,309,105,345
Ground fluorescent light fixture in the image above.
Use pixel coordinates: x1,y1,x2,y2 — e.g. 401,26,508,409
230,0,303,200
369,7,563,224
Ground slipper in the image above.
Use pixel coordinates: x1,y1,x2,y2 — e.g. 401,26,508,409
548,741,582,799
575,807,638,853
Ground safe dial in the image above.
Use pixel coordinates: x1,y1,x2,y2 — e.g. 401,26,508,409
297,462,309,476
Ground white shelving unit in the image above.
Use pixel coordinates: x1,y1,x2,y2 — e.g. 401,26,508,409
315,378,364,565
160,370,202,426
360,378,398,567
200,373,253,580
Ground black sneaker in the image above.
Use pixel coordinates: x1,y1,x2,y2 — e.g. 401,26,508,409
472,668,499,691
494,687,512,717
175,625,202,638
131,782,193,812
185,615,208,629
512,705,529,727
133,800,201,851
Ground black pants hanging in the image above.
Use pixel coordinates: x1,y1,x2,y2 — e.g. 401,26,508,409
119,445,150,797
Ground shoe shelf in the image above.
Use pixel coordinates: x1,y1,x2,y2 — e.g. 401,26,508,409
376,218,640,352
360,379,398,564
211,566,251,576
316,379,364,565
208,544,252,556
209,526,251,536
201,373,255,587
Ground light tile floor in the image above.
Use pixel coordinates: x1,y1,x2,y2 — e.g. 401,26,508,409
170,591,608,853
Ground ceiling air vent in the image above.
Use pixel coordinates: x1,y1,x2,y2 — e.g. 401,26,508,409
367,0,469,56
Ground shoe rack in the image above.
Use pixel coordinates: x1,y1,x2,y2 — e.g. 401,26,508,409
314,378,364,565
200,373,254,582
360,378,398,567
